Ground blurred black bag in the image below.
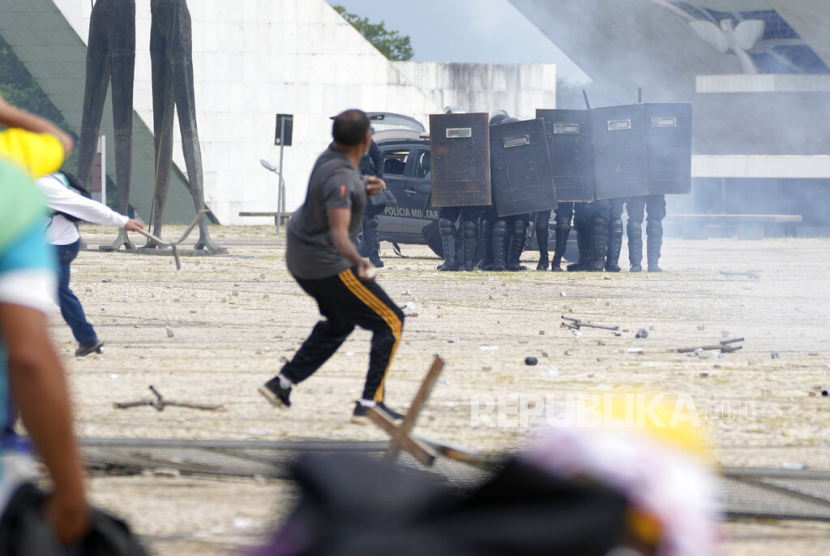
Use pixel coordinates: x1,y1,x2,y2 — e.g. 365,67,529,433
255,454,629,556
0,483,147,556
369,189,397,208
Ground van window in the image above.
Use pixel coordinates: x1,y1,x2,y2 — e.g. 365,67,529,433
383,149,410,175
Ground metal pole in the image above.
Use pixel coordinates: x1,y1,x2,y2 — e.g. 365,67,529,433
99,135,106,206
277,119,286,235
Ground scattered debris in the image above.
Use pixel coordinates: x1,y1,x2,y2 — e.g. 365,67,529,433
559,292,567,298
721,330,730,338
564,350,572,356
635,329,649,339
114,386,224,412
541,351,549,357
165,325,174,338
425,333,436,340
781,462,806,471
627,347,643,354
539,366,559,377
572,331,582,337
525,357,539,366
482,366,492,372
809,392,817,397
720,270,762,280
699,372,709,378
479,345,498,352
677,337,744,354
561,316,619,331
102,279,112,283
697,325,705,331
771,352,780,359
808,352,819,356
447,337,460,344
539,330,545,336
152,468,181,478
489,295,495,300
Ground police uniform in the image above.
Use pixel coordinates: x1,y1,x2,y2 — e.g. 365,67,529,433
626,194,666,272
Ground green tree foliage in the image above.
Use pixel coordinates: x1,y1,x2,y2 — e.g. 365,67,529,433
0,34,79,174
333,5,414,61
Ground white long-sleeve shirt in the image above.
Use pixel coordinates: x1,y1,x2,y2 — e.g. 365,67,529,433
35,174,129,245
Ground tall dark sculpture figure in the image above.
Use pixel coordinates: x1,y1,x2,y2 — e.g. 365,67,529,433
79,0,223,253
77,0,136,251
148,0,223,252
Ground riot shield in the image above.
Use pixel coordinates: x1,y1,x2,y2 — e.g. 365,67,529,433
536,109,595,202
490,118,556,217
644,103,693,195
591,104,648,200
429,113,491,207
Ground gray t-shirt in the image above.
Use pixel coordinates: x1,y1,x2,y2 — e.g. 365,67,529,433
286,144,367,280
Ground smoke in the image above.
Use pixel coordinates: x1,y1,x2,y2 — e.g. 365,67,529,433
508,0,830,231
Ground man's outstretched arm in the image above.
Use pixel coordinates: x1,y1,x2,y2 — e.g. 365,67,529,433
0,303,89,544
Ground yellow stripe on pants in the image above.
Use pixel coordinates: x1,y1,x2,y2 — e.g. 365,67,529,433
338,270,402,402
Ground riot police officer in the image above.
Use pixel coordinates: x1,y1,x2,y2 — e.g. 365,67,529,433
567,200,609,272
606,198,624,272
626,194,666,272
536,202,573,272
359,135,385,267
487,112,529,272
438,205,481,272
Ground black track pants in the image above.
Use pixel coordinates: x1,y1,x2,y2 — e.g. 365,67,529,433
278,268,405,402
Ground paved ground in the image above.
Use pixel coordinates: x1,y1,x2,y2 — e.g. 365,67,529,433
54,224,830,555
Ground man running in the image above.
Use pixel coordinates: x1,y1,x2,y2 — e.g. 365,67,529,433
258,110,405,423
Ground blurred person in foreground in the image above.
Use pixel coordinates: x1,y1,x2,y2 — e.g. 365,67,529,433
252,396,719,556
35,172,144,356
0,97,90,544
259,110,405,423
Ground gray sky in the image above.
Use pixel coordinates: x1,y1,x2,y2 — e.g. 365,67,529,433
327,0,590,83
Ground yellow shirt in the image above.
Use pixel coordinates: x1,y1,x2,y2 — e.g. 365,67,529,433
0,128,65,179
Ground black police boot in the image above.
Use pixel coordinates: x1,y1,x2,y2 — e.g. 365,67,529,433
460,220,477,271
647,219,664,273
536,225,549,271
588,218,608,272
551,222,570,272
507,219,527,271
478,218,493,270
364,216,383,268
492,220,507,272
605,218,623,272
437,218,458,271
567,221,592,272
627,220,643,273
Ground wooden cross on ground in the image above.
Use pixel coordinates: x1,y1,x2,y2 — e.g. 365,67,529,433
367,356,509,470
